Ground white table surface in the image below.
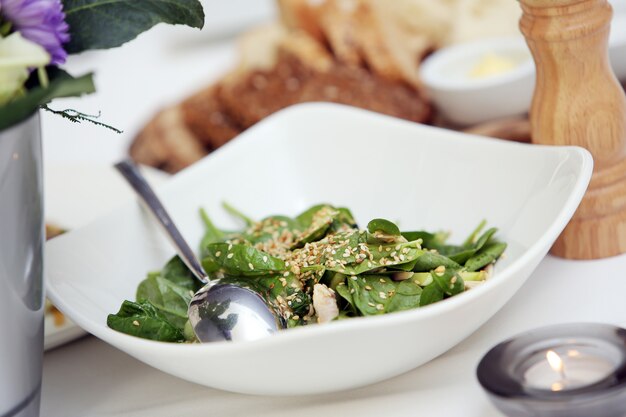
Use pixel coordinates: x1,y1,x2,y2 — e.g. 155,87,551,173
40,10,626,417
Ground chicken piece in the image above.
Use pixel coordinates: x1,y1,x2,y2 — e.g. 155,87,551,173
313,283,339,323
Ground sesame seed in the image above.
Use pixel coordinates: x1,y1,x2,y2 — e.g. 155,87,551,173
132,320,140,326
350,288,355,294
451,276,458,284
365,285,372,290
227,253,234,259
376,304,384,311
435,265,446,275
228,244,233,250
263,256,268,262
379,278,385,283
379,292,387,299
378,245,383,252
283,271,290,277
248,263,254,270
368,302,375,307
215,251,222,257
395,244,401,250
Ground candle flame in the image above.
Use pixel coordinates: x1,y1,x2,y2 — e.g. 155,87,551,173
551,382,564,392
547,350,564,373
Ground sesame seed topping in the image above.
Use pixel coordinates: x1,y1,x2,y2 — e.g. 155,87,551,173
215,251,222,257
132,320,140,326
263,256,268,262
376,304,384,311
365,285,372,290
248,263,254,270
227,253,234,259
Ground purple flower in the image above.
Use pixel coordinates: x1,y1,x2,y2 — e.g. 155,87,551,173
0,0,70,65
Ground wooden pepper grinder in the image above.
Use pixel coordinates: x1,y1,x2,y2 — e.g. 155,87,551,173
520,0,626,259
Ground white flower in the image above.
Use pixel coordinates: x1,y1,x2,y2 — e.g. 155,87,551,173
0,32,50,106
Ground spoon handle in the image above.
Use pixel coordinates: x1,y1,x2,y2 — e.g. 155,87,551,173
115,159,210,285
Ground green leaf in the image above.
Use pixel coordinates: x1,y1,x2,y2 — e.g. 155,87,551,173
411,251,461,272
430,268,464,296
419,283,444,307
107,300,185,342
367,218,401,237
448,228,498,264
346,275,422,316
202,243,286,276
199,208,226,256
291,206,338,249
465,241,507,272
402,230,449,251
0,69,95,130
136,274,193,328
63,0,205,53
160,256,201,292
462,220,487,247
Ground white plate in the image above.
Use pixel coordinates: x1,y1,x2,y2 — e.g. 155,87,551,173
46,103,592,394
44,164,169,350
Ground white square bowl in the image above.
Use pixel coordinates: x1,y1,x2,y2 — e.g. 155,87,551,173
46,103,592,395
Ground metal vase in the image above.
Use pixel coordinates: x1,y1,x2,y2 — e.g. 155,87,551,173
0,114,44,417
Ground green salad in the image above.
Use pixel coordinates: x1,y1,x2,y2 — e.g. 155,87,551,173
107,203,507,343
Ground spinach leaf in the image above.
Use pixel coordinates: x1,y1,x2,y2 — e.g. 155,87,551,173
321,239,424,276
465,241,507,272
161,256,201,292
291,206,338,249
335,282,355,311
107,300,185,342
136,274,193,328
199,208,226,255
462,220,487,247
295,204,330,226
430,267,464,296
346,275,422,316
448,228,498,264
202,243,285,276
233,215,299,247
402,230,449,252
367,218,401,237
419,283,444,307
412,251,461,272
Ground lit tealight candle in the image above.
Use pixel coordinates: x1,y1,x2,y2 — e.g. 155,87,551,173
524,348,615,391
477,323,626,417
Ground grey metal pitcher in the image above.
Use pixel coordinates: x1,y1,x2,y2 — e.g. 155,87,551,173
0,114,44,417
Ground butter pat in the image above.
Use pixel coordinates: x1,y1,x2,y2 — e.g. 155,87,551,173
470,53,517,79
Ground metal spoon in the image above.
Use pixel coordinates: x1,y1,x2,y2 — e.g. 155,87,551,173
115,160,285,343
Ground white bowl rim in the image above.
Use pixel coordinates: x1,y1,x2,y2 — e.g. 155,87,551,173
46,103,594,358
420,37,535,92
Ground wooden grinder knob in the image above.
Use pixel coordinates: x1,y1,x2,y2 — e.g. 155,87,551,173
520,0,626,259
